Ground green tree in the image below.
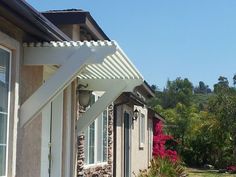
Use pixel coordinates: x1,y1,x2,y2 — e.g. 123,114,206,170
194,81,211,94
150,76,236,168
233,74,236,86
214,76,229,93
208,88,236,164
161,77,193,108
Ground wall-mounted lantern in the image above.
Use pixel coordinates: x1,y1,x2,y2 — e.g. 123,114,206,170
77,84,92,109
132,108,139,122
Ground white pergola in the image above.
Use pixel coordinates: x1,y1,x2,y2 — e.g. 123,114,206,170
20,40,143,133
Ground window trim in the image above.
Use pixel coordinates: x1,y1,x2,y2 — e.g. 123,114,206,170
84,93,109,166
139,112,146,149
0,45,12,177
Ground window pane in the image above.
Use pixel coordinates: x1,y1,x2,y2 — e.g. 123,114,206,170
0,146,6,176
84,127,89,164
140,113,145,145
84,94,96,164
0,114,7,144
88,122,95,164
97,114,103,163
0,48,9,114
0,48,10,176
102,110,108,162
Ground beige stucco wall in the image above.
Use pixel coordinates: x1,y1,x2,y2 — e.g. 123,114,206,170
17,115,42,177
0,16,80,177
0,28,44,177
17,65,44,177
0,29,21,177
116,104,151,177
131,105,150,175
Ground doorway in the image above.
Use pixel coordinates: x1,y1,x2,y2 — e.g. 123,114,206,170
124,111,131,177
41,92,63,177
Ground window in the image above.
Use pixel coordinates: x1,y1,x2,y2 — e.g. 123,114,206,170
84,94,108,165
0,47,11,176
139,113,145,148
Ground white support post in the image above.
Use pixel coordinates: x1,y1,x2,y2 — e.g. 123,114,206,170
20,45,116,127
77,81,126,134
77,79,143,134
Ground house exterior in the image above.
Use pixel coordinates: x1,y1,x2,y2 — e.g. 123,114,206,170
43,10,158,177
0,1,146,177
113,82,155,177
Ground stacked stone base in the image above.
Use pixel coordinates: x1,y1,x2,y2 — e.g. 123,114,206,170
84,164,112,177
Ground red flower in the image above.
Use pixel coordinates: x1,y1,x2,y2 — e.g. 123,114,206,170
227,165,236,172
152,121,179,162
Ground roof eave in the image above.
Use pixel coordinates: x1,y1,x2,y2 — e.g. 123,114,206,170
1,0,70,41
42,11,110,40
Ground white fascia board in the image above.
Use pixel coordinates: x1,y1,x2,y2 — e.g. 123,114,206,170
24,43,117,65
77,79,143,134
20,45,116,127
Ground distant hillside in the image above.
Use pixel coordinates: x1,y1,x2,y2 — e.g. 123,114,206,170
192,93,213,110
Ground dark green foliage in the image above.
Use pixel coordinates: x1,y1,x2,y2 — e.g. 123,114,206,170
194,81,212,94
214,76,229,93
161,77,194,109
192,93,212,111
149,76,236,169
233,74,236,86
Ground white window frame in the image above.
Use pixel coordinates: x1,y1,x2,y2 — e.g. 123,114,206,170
0,45,11,177
139,112,146,149
148,119,153,162
84,93,108,167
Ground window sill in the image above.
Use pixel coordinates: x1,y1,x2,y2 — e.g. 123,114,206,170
84,162,108,169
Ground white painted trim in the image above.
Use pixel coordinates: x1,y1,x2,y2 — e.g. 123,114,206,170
77,81,126,133
0,31,20,177
65,85,72,177
51,92,63,177
139,113,145,149
83,162,108,169
94,115,98,163
148,119,153,162
78,79,142,92
20,45,114,127
77,79,142,134
138,107,147,149
23,42,117,66
41,103,51,177
84,93,109,165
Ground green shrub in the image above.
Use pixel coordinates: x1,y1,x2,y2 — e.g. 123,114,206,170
137,157,186,177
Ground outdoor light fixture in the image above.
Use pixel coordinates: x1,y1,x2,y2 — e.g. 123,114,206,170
132,108,139,121
77,84,92,109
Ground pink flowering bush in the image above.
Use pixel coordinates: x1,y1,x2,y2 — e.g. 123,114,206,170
153,121,179,162
227,165,236,173
137,121,186,177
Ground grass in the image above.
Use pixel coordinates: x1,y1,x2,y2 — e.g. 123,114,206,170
187,168,236,177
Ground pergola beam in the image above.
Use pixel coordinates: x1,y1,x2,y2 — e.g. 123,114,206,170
20,45,116,127
77,79,143,134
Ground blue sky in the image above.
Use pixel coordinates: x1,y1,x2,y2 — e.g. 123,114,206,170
27,0,236,89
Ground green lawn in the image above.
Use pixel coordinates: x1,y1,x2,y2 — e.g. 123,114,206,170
187,168,236,177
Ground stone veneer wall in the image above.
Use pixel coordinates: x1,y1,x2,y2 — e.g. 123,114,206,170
77,104,113,177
